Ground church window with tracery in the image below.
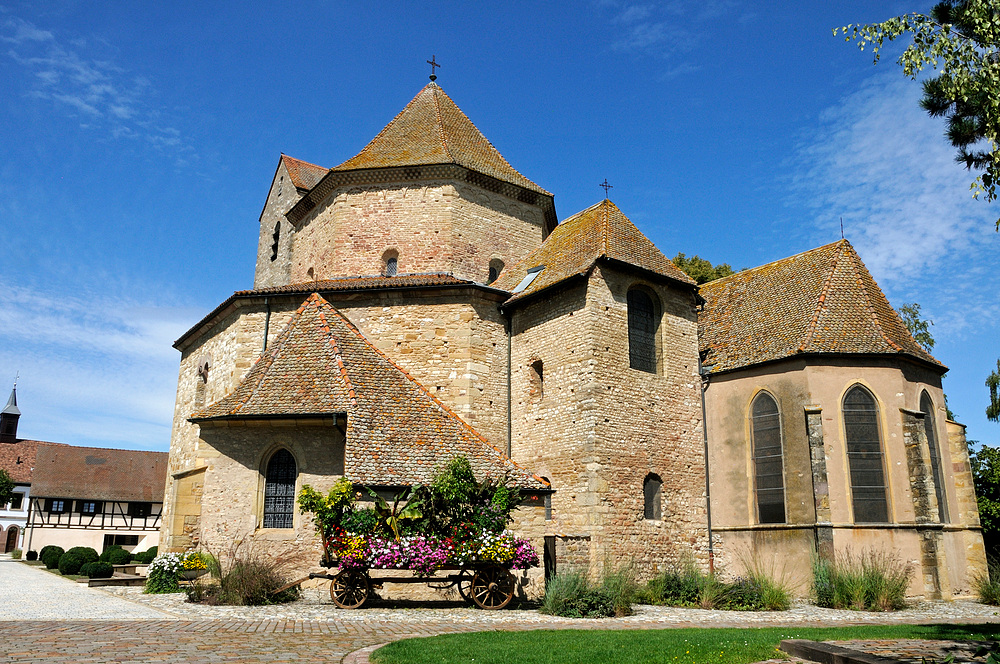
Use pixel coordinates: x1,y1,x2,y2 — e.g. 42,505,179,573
843,385,889,523
921,391,949,522
628,288,659,373
263,449,297,529
751,392,785,524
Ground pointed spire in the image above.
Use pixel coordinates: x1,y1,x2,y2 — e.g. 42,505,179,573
2,385,19,416
1,383,20,443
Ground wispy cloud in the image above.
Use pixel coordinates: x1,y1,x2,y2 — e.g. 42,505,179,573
789,70,1000,338
2,16,194,163
599,0,739,64
0,283,201,451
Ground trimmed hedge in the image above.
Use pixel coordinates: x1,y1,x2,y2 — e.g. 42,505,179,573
105,548,132,565
133,547,158,564
80,561,114,579
26,550,37,561
66,547,99,565
58,553,85,575
41,546,65,569
99,545,124,562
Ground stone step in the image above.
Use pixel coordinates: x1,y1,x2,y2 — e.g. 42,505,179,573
88,574,146,587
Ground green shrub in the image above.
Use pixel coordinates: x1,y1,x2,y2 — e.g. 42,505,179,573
41,546,65,569
341,507,380,535
80,561,114,578
66,547,99,564
813,549,910,611
975,558,1000,605
10,549,21,560
540,570,619,618
105,548,132,565
26,550,37,561
600,560,639,617
133,547,158,564
58,553,85,575
145,553,182,594
638,557,790,611
99,545,124,562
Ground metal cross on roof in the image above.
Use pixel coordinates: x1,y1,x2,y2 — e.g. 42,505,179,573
427,56,441,82
599,179,613,198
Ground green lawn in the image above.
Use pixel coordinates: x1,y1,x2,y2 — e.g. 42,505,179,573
373,624,1000,664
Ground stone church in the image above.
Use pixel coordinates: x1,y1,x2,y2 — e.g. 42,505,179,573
160,80,986,599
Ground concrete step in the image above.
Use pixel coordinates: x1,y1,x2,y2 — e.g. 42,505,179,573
88,574,146,587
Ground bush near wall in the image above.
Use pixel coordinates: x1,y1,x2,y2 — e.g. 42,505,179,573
57,553,85,576
25,550,37,561
40,546,64,570
10,549,21,560
80,561,114,579
66,547,99,565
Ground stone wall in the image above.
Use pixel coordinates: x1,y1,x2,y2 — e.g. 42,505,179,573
509,264,707,577
254,159,304,289
288,180,544,284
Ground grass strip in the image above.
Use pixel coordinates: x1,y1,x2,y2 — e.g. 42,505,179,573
373,624,1000,664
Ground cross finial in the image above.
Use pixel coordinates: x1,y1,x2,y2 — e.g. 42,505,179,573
427,56,441,82
840,216,845,239
12,372,17,389
599,179,613,199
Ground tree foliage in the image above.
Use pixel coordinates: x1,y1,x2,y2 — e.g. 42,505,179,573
988,358,1000,422
0,468,14,508
970,442,1000,555
837,1,1000,229
897,302,936,351
671,253,736,284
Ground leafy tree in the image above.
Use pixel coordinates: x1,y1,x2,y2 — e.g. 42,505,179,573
671,253,736,284
970,442,1000,555
0,468,13,508
837,1,1000,230
897,302,936,351
988,358,1000,422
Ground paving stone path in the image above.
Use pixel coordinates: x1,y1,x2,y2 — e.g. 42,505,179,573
4,558,1000,663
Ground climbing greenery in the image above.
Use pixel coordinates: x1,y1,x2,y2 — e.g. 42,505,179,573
838,1,1000,229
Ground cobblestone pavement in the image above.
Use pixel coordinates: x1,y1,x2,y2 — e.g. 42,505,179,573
825,638,1000,663
5,558,1000,663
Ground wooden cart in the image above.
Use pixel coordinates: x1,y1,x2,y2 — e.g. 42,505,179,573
309,563,517,610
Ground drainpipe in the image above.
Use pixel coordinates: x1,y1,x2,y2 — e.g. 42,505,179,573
698,359,715,574
262,297,271,351
500,306,512,458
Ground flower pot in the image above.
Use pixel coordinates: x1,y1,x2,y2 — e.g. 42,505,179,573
179,569,208,580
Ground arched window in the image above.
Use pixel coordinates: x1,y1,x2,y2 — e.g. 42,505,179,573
751,392,785,524
643,473,662,520
382,249,399,277
843,385,889,523
263,449,297,529
628,288,659,373
921,391,949,522
488,259,505,284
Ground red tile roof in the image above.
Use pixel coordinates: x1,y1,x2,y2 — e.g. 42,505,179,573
493,199,696,303
332,83,550,196
235,273,477,297
0,439,58,484
281,154,329,191
30,443,168,501
698,240,944,374
193,293,546,489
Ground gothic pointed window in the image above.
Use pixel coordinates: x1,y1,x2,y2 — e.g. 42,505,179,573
843,385,889,523
751,392,785,524
921,391,949,522
263,449,297,529
628,288,659,373
643,473,662,520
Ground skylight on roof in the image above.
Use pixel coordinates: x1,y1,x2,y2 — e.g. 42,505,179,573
512,266,544,294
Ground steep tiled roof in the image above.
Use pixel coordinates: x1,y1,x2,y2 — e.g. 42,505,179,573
30,443,167,501
193,293,545,488
332,83,550,196
281,154,329,191
0,439,59,484
698,240,944,374
493,199,696,303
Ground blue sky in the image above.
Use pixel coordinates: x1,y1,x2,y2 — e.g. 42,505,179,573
1,1,998,451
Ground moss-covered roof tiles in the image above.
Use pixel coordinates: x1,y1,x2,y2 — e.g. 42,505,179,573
698,239,943,374
281,154,329,191
493,199,695,303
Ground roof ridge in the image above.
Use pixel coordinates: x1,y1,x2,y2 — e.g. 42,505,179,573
319,298,543,482
430,85,453,162
281,154,326,170
843,241,903,352
602,200,610,256
703,240,845,291
315,304,358,407
798,240,843,352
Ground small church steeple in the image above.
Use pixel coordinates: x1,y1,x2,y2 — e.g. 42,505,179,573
1,383,21,444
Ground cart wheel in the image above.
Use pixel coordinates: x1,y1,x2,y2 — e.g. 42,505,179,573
330,570,370,609
457,572,474,605
470,566,515,610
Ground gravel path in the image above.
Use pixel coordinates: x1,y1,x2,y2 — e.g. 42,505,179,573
0,558,178,621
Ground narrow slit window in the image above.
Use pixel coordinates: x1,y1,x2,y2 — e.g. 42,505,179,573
627,289,658,373
270,222,281,262
263,449,297,528
751,392,785,524
843,385,889,523
643,473,662,520
921,391,949,522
